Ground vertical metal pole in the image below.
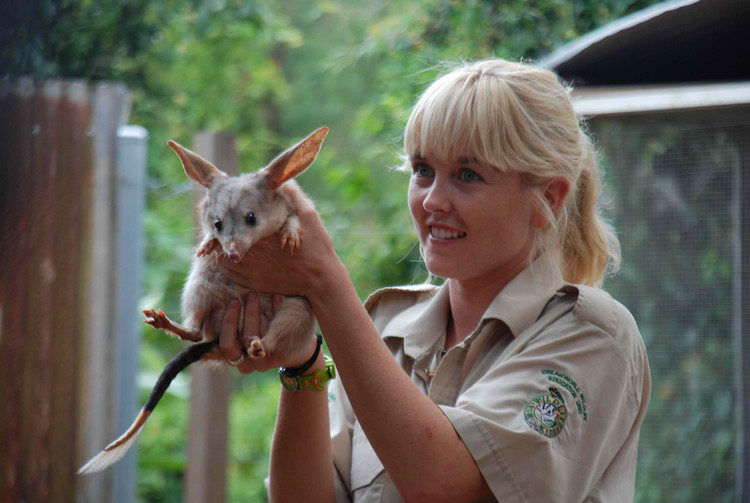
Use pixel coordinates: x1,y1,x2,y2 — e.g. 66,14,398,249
735,127,749,503
184,132,235,503
79,82,131,503
113,125,148,503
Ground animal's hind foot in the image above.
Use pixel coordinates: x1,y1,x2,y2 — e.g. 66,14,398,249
143,309,172,331
248,337,266,358
142,309,201,342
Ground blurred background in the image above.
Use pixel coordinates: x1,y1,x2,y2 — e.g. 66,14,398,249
2,0,749,502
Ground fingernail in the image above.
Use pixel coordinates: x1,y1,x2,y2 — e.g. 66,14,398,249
229,300,240,310
248,292,257,301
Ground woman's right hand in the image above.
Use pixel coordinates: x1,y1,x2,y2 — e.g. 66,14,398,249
220,187,348,302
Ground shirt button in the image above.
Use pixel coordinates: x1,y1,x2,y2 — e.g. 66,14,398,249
426,370,436,380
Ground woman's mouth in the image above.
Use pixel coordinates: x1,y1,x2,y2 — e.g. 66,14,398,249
429,226,466,240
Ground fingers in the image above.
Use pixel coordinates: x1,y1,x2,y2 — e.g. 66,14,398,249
273,294,284,314
219,299,246,367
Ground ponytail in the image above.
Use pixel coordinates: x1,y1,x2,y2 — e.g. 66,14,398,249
560,137,620,286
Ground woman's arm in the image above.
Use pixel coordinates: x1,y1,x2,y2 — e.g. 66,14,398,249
311,268,490,502
223,196,490,502
269,349,334,502
220,294,335,502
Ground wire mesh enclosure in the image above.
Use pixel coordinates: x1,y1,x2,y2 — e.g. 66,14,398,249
594,114,749,503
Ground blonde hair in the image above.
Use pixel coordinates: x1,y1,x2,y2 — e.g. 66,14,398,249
403,59,620,287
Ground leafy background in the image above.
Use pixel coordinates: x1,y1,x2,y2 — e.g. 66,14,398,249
9,0,741,502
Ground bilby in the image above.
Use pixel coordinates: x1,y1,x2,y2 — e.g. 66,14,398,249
78,127,328,474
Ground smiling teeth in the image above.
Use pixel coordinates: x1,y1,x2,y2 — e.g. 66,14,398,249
430,226,465,239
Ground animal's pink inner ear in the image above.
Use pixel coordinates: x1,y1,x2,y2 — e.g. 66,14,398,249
265,127,329,189
167,140,228,188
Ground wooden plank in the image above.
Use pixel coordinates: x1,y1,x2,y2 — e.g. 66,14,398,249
60,81,95,503
571,82,750,117
0,78,35,503
20,79,60,503
184,132,236,503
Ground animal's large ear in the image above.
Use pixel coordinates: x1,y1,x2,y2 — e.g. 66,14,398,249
167,140,228,188
263,127,328,190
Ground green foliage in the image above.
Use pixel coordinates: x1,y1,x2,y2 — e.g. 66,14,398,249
227,373,280,501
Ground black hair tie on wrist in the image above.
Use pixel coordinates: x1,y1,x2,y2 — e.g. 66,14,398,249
279,334,323,378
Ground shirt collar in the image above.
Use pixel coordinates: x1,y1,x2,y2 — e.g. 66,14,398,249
482,263,563,338
380,262,563,359
381,284,450,360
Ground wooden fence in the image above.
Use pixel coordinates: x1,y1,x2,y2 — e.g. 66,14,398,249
0,78,135,503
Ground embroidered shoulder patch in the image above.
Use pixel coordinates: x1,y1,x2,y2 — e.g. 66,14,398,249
523,392,567,438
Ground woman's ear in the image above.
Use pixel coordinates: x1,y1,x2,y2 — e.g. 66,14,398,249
531,177,570,228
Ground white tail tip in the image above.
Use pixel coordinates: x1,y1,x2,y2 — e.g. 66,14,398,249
78,433,140,474
78,410,149,474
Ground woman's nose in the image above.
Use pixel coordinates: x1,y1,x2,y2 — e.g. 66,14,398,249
422,179,452,213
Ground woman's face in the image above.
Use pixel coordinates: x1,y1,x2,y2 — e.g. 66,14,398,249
407,153,539,286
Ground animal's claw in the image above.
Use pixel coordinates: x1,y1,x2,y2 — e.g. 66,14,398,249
280,232,301,253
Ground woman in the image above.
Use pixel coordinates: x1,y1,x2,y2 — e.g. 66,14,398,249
220,59,650,502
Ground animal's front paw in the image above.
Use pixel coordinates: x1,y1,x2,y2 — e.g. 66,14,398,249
280,215,303,252
248,337,266,358
143,309,171,331
197,238,221,257
280,228,302,252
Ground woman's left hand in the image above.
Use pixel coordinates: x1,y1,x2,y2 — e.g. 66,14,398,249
218,293,319,374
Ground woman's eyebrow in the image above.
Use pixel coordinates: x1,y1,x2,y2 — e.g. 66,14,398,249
457,156,479,164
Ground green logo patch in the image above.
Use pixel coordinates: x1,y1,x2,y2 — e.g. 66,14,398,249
524,392,567,438
542,369,588,421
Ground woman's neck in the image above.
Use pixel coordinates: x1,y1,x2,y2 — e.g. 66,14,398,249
444,260,529,350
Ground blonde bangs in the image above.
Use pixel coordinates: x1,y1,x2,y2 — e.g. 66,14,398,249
403,69,513,171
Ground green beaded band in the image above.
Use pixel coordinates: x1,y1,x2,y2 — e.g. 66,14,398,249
279,356,335,393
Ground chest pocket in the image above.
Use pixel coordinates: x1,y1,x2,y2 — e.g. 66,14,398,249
350,420,403,502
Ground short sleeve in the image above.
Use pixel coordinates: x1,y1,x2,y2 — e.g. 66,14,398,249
440,302,648,502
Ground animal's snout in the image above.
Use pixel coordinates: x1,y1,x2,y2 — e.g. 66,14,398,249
226,241,244,263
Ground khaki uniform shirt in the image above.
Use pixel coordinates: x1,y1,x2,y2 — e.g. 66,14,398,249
328,265,651,502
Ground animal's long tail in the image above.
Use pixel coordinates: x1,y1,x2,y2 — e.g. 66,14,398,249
78,340,219,474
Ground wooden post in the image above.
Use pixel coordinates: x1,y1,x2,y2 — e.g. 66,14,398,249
184,132,236,503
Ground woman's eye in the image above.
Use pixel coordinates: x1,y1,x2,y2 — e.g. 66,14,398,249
413,163,433,178
458,168,481,182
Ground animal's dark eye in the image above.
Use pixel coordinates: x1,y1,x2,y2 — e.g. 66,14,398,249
214,219,223,232
245,212,256,226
